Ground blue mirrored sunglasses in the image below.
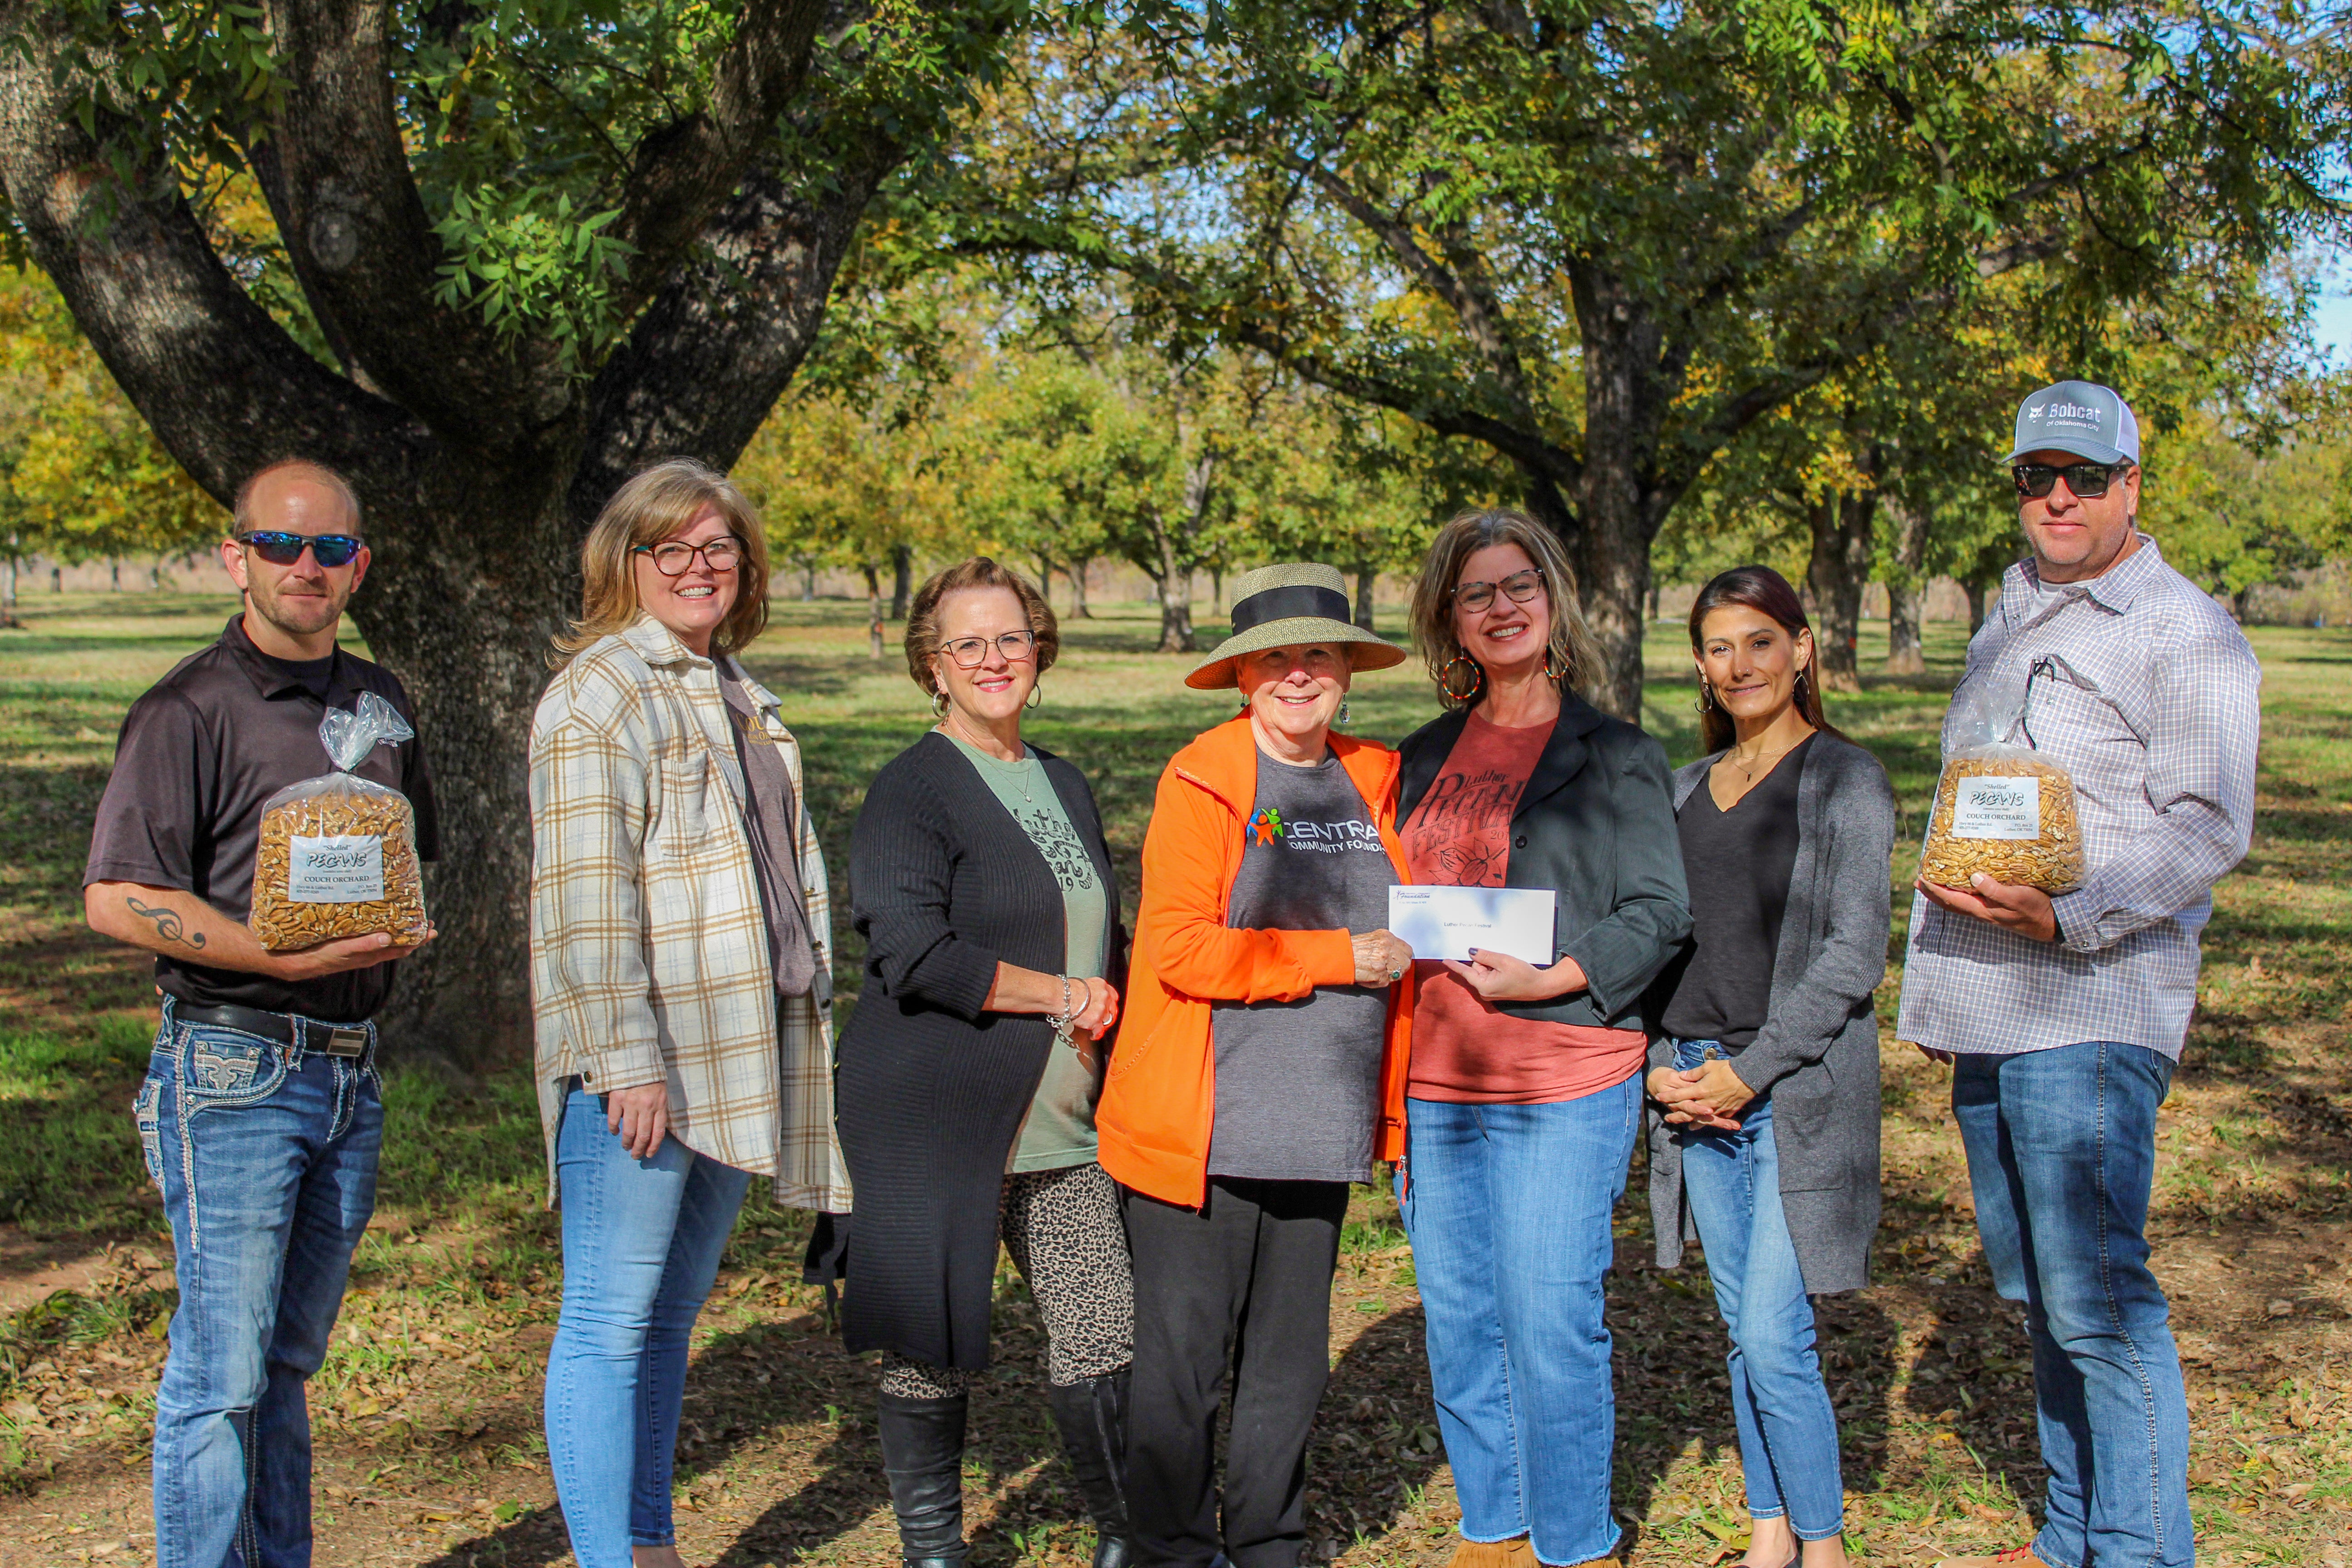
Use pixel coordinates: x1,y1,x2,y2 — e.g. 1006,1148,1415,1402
237,531,363,568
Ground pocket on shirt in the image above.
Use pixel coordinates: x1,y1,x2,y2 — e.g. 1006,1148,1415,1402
651,752,719,856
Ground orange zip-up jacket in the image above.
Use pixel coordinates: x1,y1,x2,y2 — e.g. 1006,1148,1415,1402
1097,713,1416,1208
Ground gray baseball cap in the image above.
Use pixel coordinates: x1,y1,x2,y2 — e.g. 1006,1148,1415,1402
2006,380,2140,466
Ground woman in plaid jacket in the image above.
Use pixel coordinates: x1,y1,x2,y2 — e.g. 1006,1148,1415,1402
527,459,848,1568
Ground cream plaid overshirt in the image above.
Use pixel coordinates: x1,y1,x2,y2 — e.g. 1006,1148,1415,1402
528,614,851,1210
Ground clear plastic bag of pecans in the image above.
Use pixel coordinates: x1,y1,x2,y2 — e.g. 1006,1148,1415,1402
1918,680,2085,894
249,693,431,951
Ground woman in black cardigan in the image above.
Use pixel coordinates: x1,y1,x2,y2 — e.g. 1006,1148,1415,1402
838,558,1132,1568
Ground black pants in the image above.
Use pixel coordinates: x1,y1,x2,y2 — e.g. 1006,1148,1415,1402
1123,1176,1349,1568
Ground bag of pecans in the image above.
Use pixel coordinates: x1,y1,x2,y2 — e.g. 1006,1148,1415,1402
1918,680,2085,894
248,693,431,951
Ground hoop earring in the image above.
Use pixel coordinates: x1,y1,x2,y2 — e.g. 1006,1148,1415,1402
1026,682,1043,710
931,690,950,720
1695,680,1716,714
1440,654,1484,703
1541,650,1563,684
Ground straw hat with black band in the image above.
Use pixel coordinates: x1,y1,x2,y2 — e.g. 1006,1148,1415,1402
1186,563,1408,690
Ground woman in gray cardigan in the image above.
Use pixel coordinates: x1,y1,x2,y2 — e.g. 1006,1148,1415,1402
1645,566,1893,1568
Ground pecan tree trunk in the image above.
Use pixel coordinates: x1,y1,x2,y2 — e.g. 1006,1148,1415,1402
0,0,925,1063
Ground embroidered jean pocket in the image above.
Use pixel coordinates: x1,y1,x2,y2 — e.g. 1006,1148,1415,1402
132,1076,164,1190
179,1027,288,1108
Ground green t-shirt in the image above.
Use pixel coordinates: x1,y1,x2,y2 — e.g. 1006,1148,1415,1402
945,734,1110,1171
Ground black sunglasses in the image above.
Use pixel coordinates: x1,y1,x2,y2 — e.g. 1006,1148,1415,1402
2013,461,2129,500
237,531,364,568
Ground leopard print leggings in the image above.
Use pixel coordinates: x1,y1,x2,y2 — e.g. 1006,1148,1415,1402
880,1160,1134,1396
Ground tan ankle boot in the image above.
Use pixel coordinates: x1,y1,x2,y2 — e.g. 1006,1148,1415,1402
1446,1536,1528,1568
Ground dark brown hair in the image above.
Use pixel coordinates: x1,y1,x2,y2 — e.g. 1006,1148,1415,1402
904,557,1061,696
1687,565,1841,754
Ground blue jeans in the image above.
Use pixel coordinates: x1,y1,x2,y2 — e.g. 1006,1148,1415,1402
545,1083,752,1568
137,998,382,1568
1671,1039,1845,1543
1954,1043,2190,1568
1396,1077,1641,1566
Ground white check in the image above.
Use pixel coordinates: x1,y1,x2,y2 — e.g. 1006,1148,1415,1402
1387,885,1556,965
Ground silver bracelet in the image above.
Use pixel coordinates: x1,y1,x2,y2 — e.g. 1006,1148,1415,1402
1046,975,1075,1032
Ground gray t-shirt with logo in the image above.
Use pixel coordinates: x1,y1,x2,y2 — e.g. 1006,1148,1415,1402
1208,748,1397,1184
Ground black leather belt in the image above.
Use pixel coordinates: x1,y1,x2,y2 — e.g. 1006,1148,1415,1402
173,1002,371,1058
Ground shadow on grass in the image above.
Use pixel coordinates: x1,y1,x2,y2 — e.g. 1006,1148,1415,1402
0,1014,156,1233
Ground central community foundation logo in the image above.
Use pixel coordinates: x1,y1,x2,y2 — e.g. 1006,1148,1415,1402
1247,805,1285,847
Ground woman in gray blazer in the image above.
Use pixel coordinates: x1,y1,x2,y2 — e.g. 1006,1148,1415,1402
1645,565,1893,1568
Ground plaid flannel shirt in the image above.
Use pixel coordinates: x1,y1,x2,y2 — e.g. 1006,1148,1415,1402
1896,535,2261,1060
529,615,851,1209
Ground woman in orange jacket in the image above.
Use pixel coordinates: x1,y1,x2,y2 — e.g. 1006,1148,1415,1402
1095,562,1416,1568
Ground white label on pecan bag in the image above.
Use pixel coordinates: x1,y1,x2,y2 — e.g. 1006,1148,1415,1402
1951,776,2041,839
288,834,386,902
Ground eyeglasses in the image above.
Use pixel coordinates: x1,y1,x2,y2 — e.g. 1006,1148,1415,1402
633,536,748,576
2013,461,2129,500
1453,568,1546,614
237,531,363,568
940,630,1039,668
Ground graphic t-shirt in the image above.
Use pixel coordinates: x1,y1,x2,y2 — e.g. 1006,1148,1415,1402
946,735,1109,1171
1208,749,1397,1184
1400,710,1648,1104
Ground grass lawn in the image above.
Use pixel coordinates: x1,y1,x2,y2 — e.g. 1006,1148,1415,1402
0,590,2346,1566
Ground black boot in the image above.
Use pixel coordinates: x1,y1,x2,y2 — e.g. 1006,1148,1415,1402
1047,1371,1136,1568
878,1392,970,1568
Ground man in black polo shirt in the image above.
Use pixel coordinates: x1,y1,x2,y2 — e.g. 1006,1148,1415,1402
83,459,438,1568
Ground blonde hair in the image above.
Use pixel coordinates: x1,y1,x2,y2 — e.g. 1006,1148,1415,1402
555,459,771,663
1407,508,1605,707
904,557,1060,696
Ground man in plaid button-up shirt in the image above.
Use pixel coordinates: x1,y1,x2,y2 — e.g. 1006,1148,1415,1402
1902,381,2257,1568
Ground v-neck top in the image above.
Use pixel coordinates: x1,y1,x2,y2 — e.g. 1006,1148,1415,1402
1658,733,1815,1049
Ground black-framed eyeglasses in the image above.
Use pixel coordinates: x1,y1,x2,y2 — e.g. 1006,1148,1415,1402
2013,461,2128,500
940,630,1039,668
633,536,748,576
1453,567,1546,614
236,531,363,568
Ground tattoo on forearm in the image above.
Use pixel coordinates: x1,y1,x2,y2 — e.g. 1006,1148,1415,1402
125,896,206,950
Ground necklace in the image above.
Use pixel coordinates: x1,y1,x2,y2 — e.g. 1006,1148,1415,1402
939,719,1033,803
1727,730,1810,783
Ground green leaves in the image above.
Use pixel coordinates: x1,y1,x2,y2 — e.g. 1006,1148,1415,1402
428,187,632,366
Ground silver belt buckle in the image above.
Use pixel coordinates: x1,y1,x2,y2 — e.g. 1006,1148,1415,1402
319,1026,368,1058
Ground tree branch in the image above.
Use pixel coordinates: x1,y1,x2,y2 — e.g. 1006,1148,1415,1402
256,0,539,438
1278,151,1539,427
569,145,900,524
0,6,426,509
602,0,833,319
